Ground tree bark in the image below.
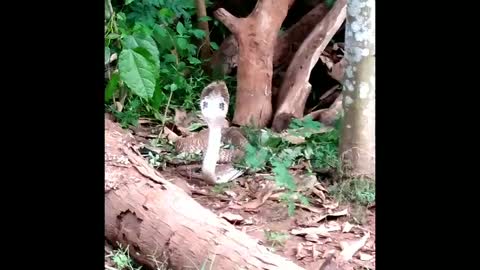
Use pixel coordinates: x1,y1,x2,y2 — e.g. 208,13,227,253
271,0,347,132
104,117,305,270
339,0,375,178
213,0,294,127
273,2,329,69
209,3,328,76
195,0,212,60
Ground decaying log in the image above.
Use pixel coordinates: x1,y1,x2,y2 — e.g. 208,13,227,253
271,0,347,132
105,117,305,270
213,0,294,127
210,3,328,76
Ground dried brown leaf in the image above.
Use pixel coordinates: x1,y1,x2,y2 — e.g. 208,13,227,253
328,58,346,82
359,253,373,261
281,134,306,144
291,222,341,236
162,126,179,142
342,222,354,233
339,232,370,261
323,202,339,210
319,54,334,69
219,212,244,223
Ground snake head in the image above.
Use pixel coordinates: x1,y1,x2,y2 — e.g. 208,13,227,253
200,81,229,126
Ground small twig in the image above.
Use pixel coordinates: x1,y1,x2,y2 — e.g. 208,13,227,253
158,88,174,139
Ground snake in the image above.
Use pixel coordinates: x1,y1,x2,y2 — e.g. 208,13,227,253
174,81,248,184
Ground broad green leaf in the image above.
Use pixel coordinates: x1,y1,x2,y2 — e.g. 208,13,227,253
210,41,219,50
118,49,156,99
176,22,186,35
170,83,178,91
187,56,201,65
176,37,188,50
190,29,205,39
122,34,160,72
125,0,135,5
153,25,174,51
105,47,111,65
151,83,167,108
105,72,120,101
163,54,177,63
132,47,160,79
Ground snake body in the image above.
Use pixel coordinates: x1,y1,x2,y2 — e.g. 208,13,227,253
174,81,248,184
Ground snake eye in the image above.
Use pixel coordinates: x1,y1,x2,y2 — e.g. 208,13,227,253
202,101,208,109
219,102,225,110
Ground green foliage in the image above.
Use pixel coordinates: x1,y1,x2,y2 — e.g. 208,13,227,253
105,0,229,124
328,178,375,206
264,230,289,249
108,244,142,270
237,117,340,214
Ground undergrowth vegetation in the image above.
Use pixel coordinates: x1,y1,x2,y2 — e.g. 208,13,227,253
105,0,234,128
236,116,341,214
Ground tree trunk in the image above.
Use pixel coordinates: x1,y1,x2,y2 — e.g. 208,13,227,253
209,3,328,77
273,2,329,69
195,0,212,61
214,0,294,127
104,117,305,270
339,0,375,178
271,0,347,132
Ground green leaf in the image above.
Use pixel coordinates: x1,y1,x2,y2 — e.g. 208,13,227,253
125,0,135,5
106,33,120,40
151,83,167,108
272,162,296,190
176,22,186,35
170,83,178,91
118,49,156,100
190,29,205,39
105,72,120,101
153,25,174,51
210,41,219,50
122,34,160,72
244,144,269,170
187,56,201,65
132,47,160,79
105,47,111,65
116,12,126,21
163,54,177,63
176,38,188,50
198,16,211,22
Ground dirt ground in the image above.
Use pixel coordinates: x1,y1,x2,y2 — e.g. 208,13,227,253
175,171,375,270
105,123,375,270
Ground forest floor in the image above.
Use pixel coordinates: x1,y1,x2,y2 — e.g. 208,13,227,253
105,119,375,270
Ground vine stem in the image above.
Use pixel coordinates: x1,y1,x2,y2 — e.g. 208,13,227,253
158,88,174,139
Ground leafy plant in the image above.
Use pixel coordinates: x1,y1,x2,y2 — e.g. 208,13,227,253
237,116,340,214
264,230,289,249
328,177,375,206
105,0,229,126
108,244,142,270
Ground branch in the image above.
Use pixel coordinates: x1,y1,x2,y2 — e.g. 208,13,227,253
213,8,242,35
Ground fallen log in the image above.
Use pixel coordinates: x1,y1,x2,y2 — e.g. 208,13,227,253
271,0,347,132
104,116,305,270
